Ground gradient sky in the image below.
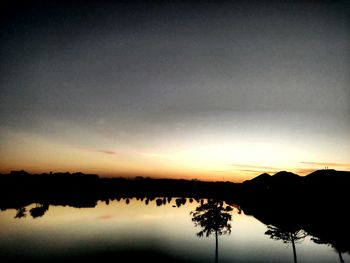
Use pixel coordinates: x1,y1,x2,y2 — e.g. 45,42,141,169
1,0,349,182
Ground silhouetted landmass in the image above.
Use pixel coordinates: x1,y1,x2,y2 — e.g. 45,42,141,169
245,172,271,185
241,169,350,257
0,169,349,257
0,170,244,213
242,169,350,207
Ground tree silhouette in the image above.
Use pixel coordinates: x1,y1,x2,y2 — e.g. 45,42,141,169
29,204,49,218
190,199,232,263
156,198,163,206
176,198,186,207
311,237,346,263
265,225,307,263
15,207,26,218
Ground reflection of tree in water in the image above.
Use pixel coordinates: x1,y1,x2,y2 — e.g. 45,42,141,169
15,207,26,218
190,199,233,263
30,204,49,218
14,204,49,219
265,225,307,263
176,198,187,207
311,236,346,263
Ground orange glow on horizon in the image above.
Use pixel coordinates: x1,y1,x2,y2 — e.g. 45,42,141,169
1,129,349,183
1,163,350,183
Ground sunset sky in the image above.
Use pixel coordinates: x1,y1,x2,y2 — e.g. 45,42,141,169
0,0,349,182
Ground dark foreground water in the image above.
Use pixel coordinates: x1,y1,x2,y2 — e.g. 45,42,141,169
0,198,348,263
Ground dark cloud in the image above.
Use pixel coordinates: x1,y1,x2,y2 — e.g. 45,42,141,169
1,1,349,119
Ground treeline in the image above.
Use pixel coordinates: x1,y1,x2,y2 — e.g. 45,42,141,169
0,170,242,209
1,169,350,210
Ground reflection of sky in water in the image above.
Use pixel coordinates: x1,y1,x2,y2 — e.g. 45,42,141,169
0,199,348,262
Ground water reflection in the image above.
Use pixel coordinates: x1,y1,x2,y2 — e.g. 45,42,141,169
265,225,307,263
14,204,49,219
311,230,347,263
14,207,26,218
249,201,350,262
1,197,349,263
191,200,232,263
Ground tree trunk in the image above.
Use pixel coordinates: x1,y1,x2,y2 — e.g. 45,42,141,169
215,230,218,263
338,249,344,263
291,233,297,263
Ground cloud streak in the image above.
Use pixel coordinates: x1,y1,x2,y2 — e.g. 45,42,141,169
77,147,117,156
229,164,279,171
98,150,117,155
300,162,350,168
237,169,268,174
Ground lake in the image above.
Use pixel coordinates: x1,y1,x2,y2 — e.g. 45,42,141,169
0,198,348,263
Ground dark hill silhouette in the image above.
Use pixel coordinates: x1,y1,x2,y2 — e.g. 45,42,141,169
273,171,296,177
270,171,301,192
307,169,337,177
243,171,300,186
243,169,350,206
242,170,302,200
244,169,350,191
272,171,300,179
243,172,271,185
305,169,350,185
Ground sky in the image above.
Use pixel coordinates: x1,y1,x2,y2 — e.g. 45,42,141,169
0,0,349,182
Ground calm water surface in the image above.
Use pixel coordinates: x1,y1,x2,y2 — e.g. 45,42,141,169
0,198,348,263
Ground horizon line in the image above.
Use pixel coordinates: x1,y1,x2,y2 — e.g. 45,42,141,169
2,168,349,183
